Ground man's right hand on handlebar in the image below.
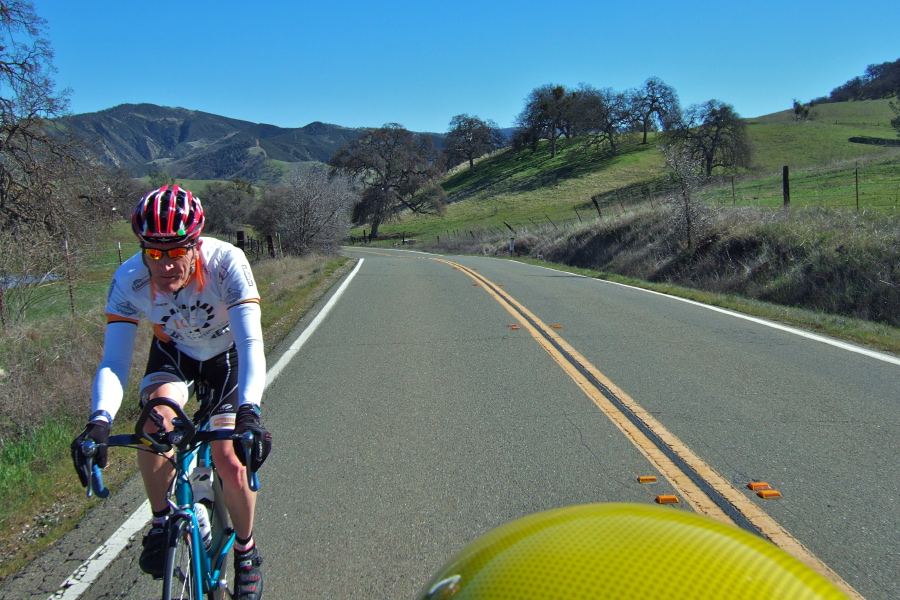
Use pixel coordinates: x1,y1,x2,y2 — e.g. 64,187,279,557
71,417,111,488
233,404,272,472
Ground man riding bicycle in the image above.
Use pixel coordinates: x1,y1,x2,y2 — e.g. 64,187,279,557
71,185,272,600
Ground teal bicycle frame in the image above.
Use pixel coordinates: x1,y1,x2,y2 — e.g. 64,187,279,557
166,417,235,599
82,396,259,600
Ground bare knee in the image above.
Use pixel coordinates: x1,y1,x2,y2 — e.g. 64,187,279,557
211,442,250,490
139,383,188,435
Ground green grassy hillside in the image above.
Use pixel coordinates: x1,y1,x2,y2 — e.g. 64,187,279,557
394,141,666,240
746,99,898,172
371,99,899,242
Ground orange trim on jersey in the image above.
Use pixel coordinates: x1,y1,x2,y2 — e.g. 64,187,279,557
107,314,140,325
194,255,205,291
227,298,261,310
153,323,172,344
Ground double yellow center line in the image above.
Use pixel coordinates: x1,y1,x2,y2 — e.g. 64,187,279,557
437,257,860,599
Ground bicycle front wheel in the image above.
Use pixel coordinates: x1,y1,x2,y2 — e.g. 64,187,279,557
163,517,202,600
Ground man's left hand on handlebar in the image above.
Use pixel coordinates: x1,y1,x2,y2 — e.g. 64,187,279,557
71,418,111,487
232,404,272,472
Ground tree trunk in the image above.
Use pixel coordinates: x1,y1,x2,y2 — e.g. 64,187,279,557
683,192,693,250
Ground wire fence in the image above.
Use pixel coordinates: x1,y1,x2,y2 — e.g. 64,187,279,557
353,157,900,246
700,159,900,210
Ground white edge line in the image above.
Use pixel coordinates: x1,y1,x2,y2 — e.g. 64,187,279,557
527,261,900,367
49,258,365,600
600,278,900,366
50,501,151,599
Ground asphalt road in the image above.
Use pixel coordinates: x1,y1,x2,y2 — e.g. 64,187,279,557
5,248,898,599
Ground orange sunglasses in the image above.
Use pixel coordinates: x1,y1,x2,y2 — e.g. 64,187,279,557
142,243,196,260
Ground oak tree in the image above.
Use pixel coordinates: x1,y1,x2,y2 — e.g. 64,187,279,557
630,77,680,144
663,100,752,179
444,114,504,174
569,84,632,155
515,84,572,157
328,124,445,239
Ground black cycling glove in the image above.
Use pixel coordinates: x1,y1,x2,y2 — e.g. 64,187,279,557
71,420,111,488
233,404,272,472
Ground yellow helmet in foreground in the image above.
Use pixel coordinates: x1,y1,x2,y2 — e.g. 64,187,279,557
420,503,849,600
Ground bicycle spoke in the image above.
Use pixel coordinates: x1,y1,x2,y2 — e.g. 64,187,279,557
163,519,199,600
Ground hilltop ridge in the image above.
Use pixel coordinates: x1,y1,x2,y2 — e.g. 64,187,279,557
56,104,373,183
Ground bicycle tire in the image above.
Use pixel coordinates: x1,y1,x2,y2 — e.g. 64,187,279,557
162,516,201,600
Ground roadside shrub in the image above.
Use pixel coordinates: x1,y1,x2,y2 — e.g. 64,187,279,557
0,313,151,444
422,205,900,327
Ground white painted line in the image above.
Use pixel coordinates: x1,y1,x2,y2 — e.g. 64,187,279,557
598,277,900,366
49,258,364,599
50,501,151,599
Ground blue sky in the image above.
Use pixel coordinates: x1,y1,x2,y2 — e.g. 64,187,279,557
35,0,899,133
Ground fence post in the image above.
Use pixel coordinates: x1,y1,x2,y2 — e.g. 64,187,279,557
782,166,790,208
236,230,245,250
64,240,76,315
855,163,859,210
544,214,559,231
592,198,603,218
117,241,123,264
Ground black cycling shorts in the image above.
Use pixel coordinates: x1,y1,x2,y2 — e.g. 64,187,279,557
139,337,239,430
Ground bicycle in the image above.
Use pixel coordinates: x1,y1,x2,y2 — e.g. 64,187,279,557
80,394,260,600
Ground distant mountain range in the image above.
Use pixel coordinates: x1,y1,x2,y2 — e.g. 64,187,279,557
55,103,445,184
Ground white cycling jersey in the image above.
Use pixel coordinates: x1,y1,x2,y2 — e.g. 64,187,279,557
90,237,265,421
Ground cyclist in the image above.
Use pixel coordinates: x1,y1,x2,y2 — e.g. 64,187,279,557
71,185,272,600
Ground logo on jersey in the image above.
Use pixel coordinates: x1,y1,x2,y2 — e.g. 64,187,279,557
159,301,215,339
132,274,151,292
115,301,139,317
224,288,244,305
241,264,256,287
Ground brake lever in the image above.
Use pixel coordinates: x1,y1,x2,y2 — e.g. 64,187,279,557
80,440,109,498
239,432,260,492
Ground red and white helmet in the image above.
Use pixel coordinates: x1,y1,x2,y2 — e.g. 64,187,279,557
132,185,205,244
